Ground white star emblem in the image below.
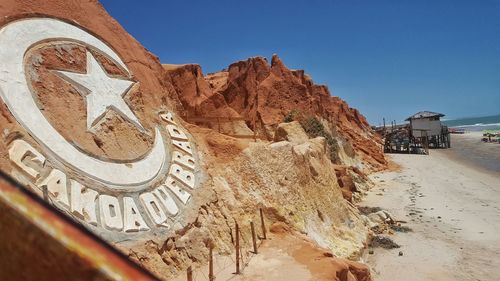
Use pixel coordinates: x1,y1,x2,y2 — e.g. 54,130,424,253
57,51,144,131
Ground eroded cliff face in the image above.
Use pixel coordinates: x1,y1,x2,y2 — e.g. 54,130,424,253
0,1,375,281
168,55,386,173
165,56,386,205
164,63,252,135
123,124,370,279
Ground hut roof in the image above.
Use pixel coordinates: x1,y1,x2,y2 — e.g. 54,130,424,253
405,111,445,121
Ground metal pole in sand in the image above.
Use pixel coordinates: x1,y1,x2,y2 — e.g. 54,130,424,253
250,221,258,254
259,208,267,240
209,246,214,281
186,266,193,281
235,222,241,274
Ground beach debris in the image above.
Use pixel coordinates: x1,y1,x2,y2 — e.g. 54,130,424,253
369,236,400,249
390,224,413,233
369,249,374,255
367,210,394,225
359,206,402,236
358,206,383,215
399,251,404,256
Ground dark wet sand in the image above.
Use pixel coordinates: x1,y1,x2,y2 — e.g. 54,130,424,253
444,132,500,175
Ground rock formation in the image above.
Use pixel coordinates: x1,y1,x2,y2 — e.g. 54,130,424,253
164,63,253,136
0,1,384,281
167,55,387,172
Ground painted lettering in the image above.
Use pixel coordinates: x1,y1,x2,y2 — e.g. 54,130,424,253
70,180,98,226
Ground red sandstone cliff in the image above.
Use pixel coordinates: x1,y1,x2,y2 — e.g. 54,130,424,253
165,55,387,171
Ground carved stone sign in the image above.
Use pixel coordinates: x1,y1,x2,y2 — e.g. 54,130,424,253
0,18,200,240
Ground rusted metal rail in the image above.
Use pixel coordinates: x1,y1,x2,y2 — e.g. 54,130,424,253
0,170,159,281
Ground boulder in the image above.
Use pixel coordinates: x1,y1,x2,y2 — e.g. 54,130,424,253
367,210,394,227
273,121,309,143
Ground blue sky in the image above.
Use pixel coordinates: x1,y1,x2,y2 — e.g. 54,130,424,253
100,0,500,125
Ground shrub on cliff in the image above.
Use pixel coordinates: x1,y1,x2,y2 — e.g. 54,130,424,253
283,112,339,164
301,117,341,164
283,109,301,123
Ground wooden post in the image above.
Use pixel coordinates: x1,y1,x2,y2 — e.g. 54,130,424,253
424,135,429,155
250,221,258,254
217,117,221,133
209,246,215,281
187,266,193,281
259,208,267,240
235,222,240,274
383,118,386,136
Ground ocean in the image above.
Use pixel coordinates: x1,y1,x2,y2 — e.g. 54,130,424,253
443,114,500,131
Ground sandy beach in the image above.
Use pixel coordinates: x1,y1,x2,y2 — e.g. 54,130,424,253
445,131,500,173
362,132,500,280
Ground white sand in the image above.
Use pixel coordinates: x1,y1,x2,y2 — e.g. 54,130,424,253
363,150,500,280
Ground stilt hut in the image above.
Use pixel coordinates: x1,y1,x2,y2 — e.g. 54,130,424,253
406,111,450,149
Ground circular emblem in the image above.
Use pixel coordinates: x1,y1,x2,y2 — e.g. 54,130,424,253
0,18,200,239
